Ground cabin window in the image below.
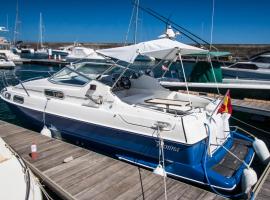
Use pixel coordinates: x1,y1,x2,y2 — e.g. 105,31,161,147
13,95,24,104
44,90,64,99
230,63,258,70
252,56,270,63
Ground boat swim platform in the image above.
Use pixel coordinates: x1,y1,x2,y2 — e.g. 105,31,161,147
0,120,225,200
179,90,270,118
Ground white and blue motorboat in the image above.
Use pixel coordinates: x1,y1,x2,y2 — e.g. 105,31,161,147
1,38,268,194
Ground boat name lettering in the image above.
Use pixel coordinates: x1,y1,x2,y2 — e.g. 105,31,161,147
156,142,180,152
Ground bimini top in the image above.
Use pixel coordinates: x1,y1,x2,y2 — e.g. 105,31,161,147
96,38,208,63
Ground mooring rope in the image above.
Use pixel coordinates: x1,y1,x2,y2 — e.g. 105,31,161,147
156,124,168,200
231,115,270,135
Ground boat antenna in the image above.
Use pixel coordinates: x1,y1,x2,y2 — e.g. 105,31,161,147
132,1,218,51
146,7,217,49
132,2,202,47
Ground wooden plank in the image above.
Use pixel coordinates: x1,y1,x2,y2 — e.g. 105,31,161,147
75,164,138,199
140,178,177,200
156,181,189,200
253,161,270,199
43,152,96,177
0,123,27,137
114,169,160,200
3,130,41,146
130,171,165,200
69,161,129,196
11,137,56,154
6,134,52,152
58,156,119,189
32,145,89,172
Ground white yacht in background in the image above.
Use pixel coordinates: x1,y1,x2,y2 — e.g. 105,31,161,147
222,52,270,81
0,47,21,63
52,45,74,58
0,57,15,68
0,36,21,63
1,38,266,194
65,46,105,62
0,37,18,67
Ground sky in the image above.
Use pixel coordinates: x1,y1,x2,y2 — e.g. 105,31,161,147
0,0,270,44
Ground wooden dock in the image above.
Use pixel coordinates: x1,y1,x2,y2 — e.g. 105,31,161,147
0,120,225,200
231,98,270,117
252,162,270,199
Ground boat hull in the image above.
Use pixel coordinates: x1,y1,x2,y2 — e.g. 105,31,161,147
5,100,255,191
222,68,270,81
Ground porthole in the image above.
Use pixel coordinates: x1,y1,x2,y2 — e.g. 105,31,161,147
4,92,11,100
44,89,64,99
13,95,24,104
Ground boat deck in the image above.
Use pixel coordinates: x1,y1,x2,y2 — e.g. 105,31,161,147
0,120,226,200
180,91,270,117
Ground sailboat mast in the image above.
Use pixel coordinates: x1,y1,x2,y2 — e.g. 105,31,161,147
134,0,139,44
39,12,43,49
13,0,19,44
6,15,9,31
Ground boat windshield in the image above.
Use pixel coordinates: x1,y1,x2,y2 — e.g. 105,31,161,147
49,66,91,86
49,62,132,86
49,61,161,87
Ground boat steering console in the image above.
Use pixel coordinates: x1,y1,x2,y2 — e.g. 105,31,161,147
115,76,131,89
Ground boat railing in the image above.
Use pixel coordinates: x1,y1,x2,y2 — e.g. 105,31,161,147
230,125,256,138
1,69,55,97
11,71,30,96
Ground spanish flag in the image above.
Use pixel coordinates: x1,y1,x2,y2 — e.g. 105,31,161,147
218,90,232,114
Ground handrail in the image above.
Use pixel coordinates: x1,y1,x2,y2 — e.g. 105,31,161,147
22,76,44,83
12,71,30,97
1,69,54,97
15,69,57,74
1,71,8,89
230,125,256,138
18,79,30,96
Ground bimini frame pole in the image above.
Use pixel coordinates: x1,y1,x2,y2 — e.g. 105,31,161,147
207,54,220,96
111,62,133,90
149,48,176,71
178,51,192,106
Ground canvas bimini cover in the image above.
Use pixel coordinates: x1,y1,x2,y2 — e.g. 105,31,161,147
96,38,208,63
